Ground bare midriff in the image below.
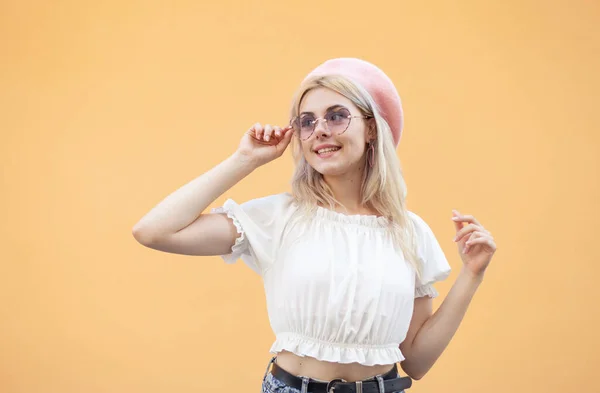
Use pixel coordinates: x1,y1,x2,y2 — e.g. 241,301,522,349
274,350,397,382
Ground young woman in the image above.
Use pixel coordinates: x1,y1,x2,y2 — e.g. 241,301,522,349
132,58,497,393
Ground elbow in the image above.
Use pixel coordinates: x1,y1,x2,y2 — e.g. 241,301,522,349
400,360,428,381
404,367,427,380
408,371,425,381
132,224,157,246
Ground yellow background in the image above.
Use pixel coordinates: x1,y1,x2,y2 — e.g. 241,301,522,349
1,1,599,392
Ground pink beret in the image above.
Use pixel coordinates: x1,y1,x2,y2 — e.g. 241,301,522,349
302,58,404,147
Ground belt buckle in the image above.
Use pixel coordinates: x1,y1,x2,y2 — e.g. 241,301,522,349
326,378,346,393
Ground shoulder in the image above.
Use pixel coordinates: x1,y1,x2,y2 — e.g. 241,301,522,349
405,210,444,252
406,210,451,285
234,192,298,223
406,210,433,235
241,192,295,210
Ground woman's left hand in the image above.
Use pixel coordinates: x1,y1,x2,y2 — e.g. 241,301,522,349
452,210,497,277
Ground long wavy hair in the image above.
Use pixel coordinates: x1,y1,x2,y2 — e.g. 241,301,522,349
287,74,422,278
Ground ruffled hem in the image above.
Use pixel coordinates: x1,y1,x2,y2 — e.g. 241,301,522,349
210,203,248,265
269,332,404,366
415,283,439,298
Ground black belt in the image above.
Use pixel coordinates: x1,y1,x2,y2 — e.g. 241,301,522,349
270,362,412,393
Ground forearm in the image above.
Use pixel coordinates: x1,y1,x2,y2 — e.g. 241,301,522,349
132,152,256,241
403,267,484,379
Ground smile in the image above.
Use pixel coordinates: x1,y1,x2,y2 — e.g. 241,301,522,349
316,146,341,157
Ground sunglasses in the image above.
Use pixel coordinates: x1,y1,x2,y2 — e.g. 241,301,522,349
290,106,372,141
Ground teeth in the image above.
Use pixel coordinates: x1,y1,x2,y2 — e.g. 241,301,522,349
317,147,340,154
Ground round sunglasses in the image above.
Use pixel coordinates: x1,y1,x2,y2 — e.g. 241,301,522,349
290,107,372,140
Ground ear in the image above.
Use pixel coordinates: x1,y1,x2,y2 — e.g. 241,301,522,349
367,118,377,142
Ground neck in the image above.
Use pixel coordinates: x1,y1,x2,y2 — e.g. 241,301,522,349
322,166,367,213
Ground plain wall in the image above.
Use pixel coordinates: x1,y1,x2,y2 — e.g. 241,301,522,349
1,1,599,392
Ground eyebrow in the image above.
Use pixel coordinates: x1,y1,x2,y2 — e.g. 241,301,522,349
299,105,347,116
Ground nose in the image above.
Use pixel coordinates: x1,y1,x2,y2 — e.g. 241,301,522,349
313,118,330,138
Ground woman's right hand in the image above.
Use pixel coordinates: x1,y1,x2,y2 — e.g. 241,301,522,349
235,122,295,168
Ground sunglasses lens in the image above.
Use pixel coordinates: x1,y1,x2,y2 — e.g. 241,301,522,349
297,115,315,139
326,108,351,134
293,108,352,140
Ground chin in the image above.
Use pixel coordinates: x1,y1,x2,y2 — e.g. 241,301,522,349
306,158,357,177
313,165,346,176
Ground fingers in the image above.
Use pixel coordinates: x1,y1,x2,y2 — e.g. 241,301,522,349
278,125,294,148
452,210,488,243
464,233,496,254
249,123,290,144
272,126,294,155
451,210,464,232
248,123,262,142
452,210,496,254
452,210,481,227
264,124,273,142
454,224,490,243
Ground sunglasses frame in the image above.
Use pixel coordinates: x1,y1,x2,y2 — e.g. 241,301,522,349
290,108,373,141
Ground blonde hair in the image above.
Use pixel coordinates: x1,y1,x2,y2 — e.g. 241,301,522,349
287,75,422,279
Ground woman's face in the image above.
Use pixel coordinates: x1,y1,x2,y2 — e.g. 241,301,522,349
296,87,373,177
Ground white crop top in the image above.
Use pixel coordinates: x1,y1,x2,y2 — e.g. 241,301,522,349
212,192,451,366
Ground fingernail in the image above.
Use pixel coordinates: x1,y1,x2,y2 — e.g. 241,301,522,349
265,135,270,141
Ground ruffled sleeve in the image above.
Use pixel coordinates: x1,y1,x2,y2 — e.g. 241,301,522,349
408,211,452,298
210,192,295,275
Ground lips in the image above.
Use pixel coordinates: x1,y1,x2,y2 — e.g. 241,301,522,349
317,147,340,154
313,145,341,160
314,144,342,155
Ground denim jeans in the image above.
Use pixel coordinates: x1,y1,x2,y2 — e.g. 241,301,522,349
261,357,406,393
